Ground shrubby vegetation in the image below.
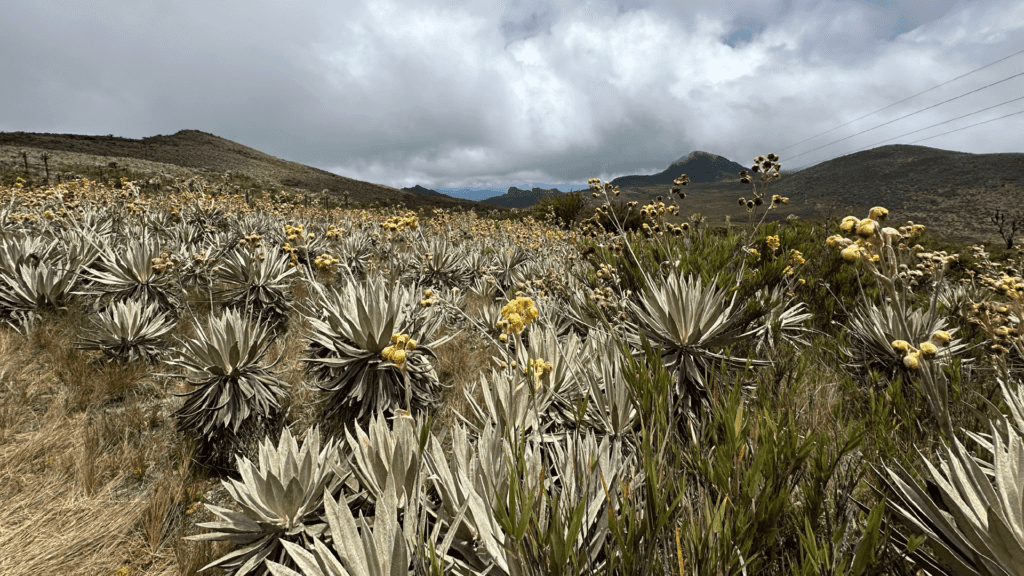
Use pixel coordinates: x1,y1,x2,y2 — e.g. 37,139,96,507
0,161,1022,576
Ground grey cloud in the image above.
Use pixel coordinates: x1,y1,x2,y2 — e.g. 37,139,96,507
0,0,1021,195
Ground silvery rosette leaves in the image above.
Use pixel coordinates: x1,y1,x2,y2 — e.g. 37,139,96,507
408,237,474,290
877,377,1024,576
264,473,411,576
336,410,426,511
576,330,635,439
0,233,57,276
625,272,756,420
424,423,541,576
842,300,966,377
77,232,180,314
302,274,451,424
72,298,175,364
189,426,341,576
0,257,79,330
215,247,297,331
747,285,813,354
164,307,288,445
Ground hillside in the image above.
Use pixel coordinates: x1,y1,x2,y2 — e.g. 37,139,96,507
591,145,1024,244
481,186,570,209
0,130,493,212
2,130,1021,243
761,144,1024,242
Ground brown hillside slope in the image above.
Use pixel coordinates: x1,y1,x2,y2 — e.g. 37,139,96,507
608,145,1024,244
765,145,1024,242
0,130,493,212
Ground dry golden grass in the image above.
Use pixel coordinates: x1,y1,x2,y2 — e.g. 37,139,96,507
0,303,226,575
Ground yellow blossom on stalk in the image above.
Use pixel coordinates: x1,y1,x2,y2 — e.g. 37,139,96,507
868,206,889,221
526,358,554,391
930,330,952,346
747,248,759,256
903,353,921,370
880,227,901,243
500,295,539,335
789,250,805,266
856,219,876,238
840,216,859,233
841,244,862,261
825,235,846,248
891,340,912,353
382,333,416,366
766,235,780,251
919,342,938,359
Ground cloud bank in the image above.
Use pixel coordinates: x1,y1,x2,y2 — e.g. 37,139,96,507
1,0,1021,197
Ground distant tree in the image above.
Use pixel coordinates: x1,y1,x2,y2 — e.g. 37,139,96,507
991,207,1024,249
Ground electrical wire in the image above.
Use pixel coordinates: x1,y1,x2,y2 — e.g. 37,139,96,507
783,70,1024,167
777,46,1024,156
844,96,1024,153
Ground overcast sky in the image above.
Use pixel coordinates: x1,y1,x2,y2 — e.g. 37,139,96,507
1,0,1022,198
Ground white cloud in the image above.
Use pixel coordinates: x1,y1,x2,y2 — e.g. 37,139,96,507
0,0,1020,195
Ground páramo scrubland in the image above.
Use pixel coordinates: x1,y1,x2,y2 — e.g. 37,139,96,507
1,154,1023,576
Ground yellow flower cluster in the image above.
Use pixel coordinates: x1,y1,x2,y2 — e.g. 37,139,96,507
420,289,437,307
325,224,344,239
891,330,952,370
790,249,805,266
497,295,539,335
284,223,308,242
830,207,913,268
526,358,553,390
382,334,417,366
313,253,338,270
239,233,263,248
766,235,780,251
281,242,299,266
151,252,178,274
993,273,1024,302
898,222,926,239
596,263,616,280
381,213,419,232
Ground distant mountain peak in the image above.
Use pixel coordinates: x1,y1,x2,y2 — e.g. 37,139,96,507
401,184,442,196
610,151,745,187
671,150,723,166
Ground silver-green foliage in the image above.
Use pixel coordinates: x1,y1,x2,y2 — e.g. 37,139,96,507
843,300,966,376
189,426,341,576
0,258,79,329
78,232,180,313
879,378,1024,576
215,247,297,331
72,298,175,364
164,307,288,444
302,275,449,423
626,272,755,418
338,411,425,510
265,473,410,576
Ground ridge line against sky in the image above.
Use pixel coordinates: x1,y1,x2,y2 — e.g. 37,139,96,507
1,0,1022,200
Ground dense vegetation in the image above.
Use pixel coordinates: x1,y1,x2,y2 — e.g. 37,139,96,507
0,155,1022,576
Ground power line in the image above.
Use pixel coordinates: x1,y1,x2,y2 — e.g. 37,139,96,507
776,46,1024,155
844,95,1024,154
780,109,1024,175
902,109,1024,146
783,69,1024,167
